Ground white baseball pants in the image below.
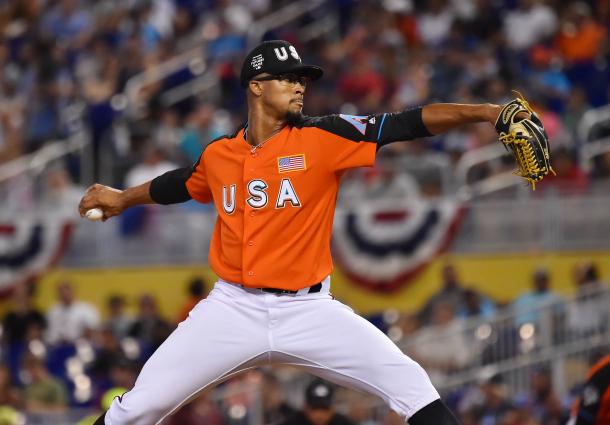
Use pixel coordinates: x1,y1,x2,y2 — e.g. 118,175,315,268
105,278,439,424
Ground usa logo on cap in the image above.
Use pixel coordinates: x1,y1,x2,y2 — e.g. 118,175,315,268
251,54,264,70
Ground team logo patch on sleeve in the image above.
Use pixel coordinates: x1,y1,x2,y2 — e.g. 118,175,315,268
339,114,368,135
278,154,306,173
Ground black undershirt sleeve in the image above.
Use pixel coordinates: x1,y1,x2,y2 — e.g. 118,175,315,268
377,107,432,148
149,167,194,205
301,107,431,149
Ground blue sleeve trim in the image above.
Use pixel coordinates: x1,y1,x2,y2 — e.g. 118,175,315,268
377,113,387,141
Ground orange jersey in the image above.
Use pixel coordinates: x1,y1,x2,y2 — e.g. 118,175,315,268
185,117,378,290
149,109,429,289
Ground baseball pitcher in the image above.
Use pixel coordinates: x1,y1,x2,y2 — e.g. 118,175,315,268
79,40,551,425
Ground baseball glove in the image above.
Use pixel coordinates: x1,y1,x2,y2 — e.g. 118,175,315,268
495,93,554,190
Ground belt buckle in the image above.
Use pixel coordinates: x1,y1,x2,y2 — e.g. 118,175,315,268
260,282,322,295
261,287,296,295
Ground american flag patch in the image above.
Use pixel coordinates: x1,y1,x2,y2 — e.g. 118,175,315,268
278,154,306,173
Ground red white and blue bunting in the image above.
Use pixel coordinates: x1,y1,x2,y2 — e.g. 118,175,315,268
0,219,73,295
333,197,466,293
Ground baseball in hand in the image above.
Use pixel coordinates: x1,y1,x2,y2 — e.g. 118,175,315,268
85,208,104,221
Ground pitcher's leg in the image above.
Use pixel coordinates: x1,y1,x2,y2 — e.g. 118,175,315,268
274,298,455,423
105,287,270,425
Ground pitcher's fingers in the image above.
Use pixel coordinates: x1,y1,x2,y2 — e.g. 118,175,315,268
78,196,97,216
85,183,102,194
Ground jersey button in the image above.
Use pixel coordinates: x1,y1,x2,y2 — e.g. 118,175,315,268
248,240,254,246
249,211,256,217
248,271,254,276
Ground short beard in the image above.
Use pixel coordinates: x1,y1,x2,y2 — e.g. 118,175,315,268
285,110,305,127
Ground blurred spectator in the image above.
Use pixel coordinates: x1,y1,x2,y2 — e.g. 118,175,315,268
519,367,568,425
2,280,46,346
177,276,209,323
527,45,571,113
394,312,421,344
128,293,173,353
566,262,609,337
556,2,609,106
538,147,588,192
40,165,84,217
389,52,431,109
40,0,93,48
46,280,101,345
119,145,180,236
337,51,385,113
457,288,497,320
123,145,180,188
89,327,125,381
343,388,390,425
261,371,297,425
418,263,467,324
503,0,557,50
512,268,563,329
343,154,420,201
461,374,516,425
561,88,591,138
416,0,454,47
178,103,225,163
105,294,132,340
280,379,355,425
555,2,606,66
107,358,139,393
496,406,542,425
88,354,139,416
22,353,68,413
464,0,503,44
166,390,224,425
411,301,472,384
153,108,182,153
0,364,22,409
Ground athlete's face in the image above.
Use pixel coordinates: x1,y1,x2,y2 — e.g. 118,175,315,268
250,73,308,120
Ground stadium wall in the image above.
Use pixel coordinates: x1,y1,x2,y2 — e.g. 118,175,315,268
18,250,610,317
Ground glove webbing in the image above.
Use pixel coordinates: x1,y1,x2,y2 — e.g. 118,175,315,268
499,92,555,190
499,133,555,190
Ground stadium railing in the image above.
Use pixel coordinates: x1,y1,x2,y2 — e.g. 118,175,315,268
397,284,610,396
577,104,610,143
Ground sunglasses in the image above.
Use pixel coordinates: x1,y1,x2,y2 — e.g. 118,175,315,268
252,73,310,86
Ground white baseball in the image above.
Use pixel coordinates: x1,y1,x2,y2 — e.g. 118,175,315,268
85,208,104,221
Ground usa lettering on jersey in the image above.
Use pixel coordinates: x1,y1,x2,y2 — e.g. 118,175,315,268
222,179,301,213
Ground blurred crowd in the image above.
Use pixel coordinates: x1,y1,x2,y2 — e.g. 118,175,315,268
0,0,609,423
0,261,607,424
0,0,609,196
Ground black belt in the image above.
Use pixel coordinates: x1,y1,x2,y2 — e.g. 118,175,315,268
260,282,322,295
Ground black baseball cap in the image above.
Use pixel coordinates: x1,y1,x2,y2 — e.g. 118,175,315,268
240,40,324,87
305,379,334,409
